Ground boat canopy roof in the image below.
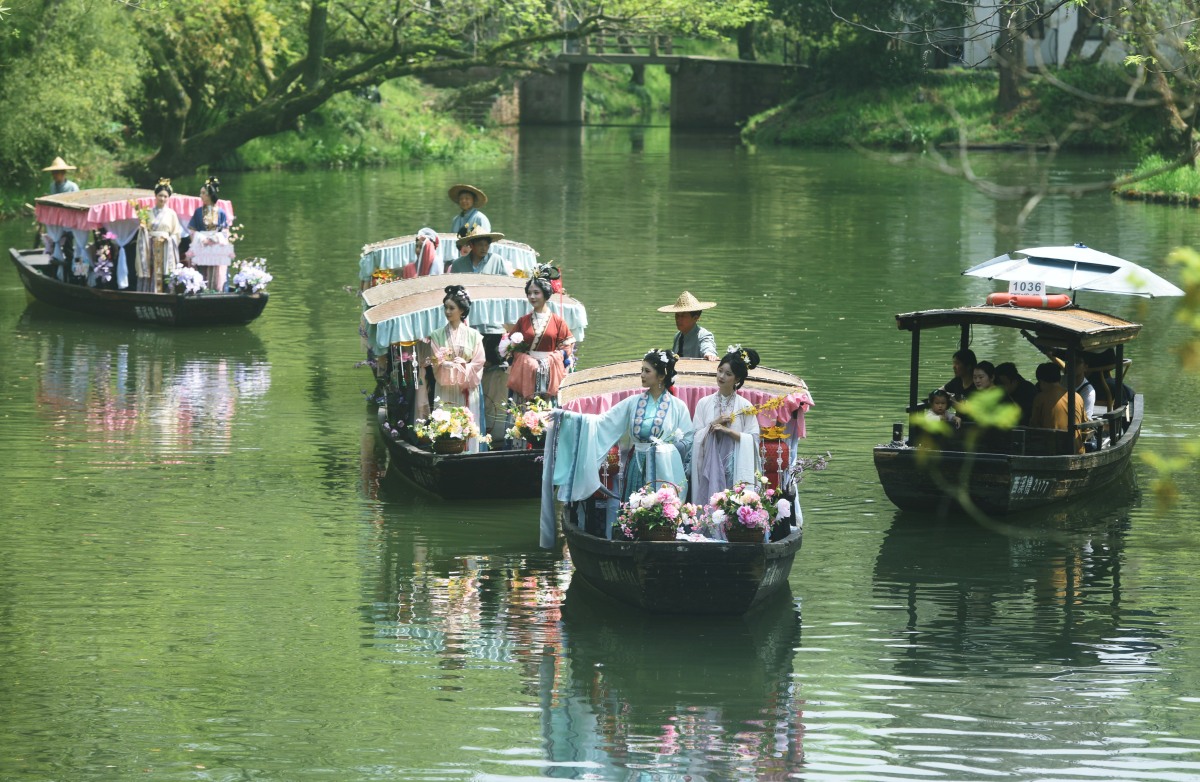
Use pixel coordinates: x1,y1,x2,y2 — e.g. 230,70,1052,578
361,272,587,349
558,358,814,427
894,305,1141,351
35,187,235,231
358,233,540,280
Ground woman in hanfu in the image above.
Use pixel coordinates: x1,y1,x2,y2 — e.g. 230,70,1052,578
135,179,182,292
553,349,693,503
417,285,488,452
691,346,762,509
506,268,574,403
187,177,231,291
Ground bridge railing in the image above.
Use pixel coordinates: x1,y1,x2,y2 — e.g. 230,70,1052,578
564,32,675,57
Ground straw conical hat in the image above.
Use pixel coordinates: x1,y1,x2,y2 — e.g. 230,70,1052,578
42,156,76,172
455,225,505,248
657,290,717,312
448,183,487,207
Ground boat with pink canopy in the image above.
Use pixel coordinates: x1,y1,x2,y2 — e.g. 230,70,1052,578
9,187,267,326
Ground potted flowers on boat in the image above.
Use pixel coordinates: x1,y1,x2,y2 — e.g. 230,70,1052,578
412,404,481,454
168,266,207,296
229,258,273,294
505,396,553,448
709,478,792,543
616,483,704,541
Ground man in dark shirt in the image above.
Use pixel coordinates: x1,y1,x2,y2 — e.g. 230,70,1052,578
994,362,1038,426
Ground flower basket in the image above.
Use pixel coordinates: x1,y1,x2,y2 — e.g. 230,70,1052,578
616,482,684,541
413,404,480,449
505,397,552,447
709,478,790,544
633,522,681,539
726,525,765,543
432,437,467,454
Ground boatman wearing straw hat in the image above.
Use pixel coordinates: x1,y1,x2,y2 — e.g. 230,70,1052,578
448,183,491,237
43,156,79,195
659,291,719,361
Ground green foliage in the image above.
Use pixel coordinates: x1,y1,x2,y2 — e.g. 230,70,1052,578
583,65,671,124
1121,154,1200,197
0,1,145,187
234,79,507,170
744,64,1169,153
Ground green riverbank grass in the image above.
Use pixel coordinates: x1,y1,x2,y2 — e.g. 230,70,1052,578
1117,154,1200,205
235,78,508,170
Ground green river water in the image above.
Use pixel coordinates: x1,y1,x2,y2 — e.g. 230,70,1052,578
2,127,1199,781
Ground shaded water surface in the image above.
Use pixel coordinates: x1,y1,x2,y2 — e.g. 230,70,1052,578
2,129,1199,780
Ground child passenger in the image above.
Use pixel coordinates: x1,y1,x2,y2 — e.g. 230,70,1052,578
925,389,960,428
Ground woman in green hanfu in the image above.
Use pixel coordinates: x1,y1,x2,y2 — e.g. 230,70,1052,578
552,349,693,505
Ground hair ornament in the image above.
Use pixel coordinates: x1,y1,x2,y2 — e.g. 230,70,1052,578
727,343,751,365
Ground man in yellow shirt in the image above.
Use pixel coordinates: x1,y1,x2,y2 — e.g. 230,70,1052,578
1029,362,1086,453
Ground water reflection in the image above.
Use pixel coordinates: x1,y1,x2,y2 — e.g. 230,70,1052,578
21,311,270,461
872,471,1156,675
543,586,803,779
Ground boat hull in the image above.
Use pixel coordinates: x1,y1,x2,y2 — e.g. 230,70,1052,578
9,248,267,326
873,397,1143,515
378,421,544,500
560,507,803,615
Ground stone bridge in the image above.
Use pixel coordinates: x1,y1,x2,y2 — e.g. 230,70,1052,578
518,53,803,129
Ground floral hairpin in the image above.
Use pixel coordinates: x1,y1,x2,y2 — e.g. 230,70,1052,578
727,343,750,363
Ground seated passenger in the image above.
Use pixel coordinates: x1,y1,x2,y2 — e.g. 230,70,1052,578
942,348,978,401
449,227,510,275
1029,362,1086,453
993,362,1037,426
1068,355,1096,419
403,227,442,278
924,388,960,429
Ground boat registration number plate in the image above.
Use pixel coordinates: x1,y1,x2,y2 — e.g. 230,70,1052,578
1008,280,1045,295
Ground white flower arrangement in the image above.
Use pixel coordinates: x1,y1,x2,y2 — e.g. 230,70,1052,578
230,258,273,294
168,266,207,295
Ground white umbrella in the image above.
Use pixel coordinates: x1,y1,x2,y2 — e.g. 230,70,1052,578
963,243,1184,298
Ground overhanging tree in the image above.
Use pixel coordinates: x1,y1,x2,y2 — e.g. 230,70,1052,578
127,0,768,181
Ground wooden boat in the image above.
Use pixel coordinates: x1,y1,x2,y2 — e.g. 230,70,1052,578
365,272,588,500
11,188,267,326
542,358,815,614
873,303,1144,515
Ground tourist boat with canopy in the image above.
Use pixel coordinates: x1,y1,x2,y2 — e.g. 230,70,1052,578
873,244,1182,515
358,232,540,287
538,358,816,614
364,272,588,500
9,188,268,326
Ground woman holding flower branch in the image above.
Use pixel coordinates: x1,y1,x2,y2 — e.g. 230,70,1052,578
505,267,575,404
690,346,762,504
416,285,488,451
134,179,182,292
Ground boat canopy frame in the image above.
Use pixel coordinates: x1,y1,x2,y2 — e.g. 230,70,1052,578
894,305,1142,449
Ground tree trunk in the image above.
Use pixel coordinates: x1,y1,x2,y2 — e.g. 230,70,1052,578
305,0,329,89
737,21,756,61
995,0,1024,113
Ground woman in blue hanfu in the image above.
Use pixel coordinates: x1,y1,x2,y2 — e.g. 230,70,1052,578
448,183,491,237
549,349,693,514
416,284,489,452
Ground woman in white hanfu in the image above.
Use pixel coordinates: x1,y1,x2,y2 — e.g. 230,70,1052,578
690,346,762,508
417,284,488,452
551,349,693,503
136,179,182,292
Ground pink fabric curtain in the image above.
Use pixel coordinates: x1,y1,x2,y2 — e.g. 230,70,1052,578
562,386,813,436
37,195,235,231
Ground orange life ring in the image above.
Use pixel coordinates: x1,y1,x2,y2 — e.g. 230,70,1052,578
985,292,1073,309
